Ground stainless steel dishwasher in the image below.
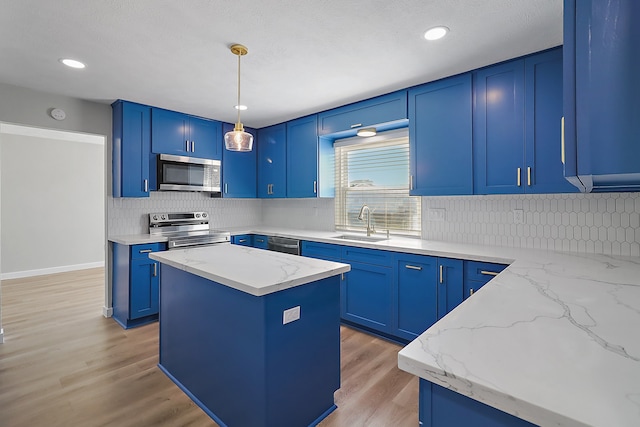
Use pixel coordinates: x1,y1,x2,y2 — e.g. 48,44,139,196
267,236,300,255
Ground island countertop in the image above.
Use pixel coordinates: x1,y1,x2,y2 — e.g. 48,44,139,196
149,243,350,296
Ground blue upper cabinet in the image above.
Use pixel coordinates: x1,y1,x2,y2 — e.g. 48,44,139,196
286,115,318,198
563,0,640,192
474,60,526,194
151,108,222,159
317,91,408,137
112,100,151,198
221,122,257,198
524,49,577,194
409,74,473,196
257,123,287,198
474,48,574,195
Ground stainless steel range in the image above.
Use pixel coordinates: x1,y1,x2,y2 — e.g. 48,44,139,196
149,212,230,249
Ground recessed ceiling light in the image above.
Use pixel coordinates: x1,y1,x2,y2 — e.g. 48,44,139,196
234,104,248,111
60,58,86,69
424,26,449,41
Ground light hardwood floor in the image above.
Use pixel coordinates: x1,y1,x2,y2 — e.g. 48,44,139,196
0,268,418,426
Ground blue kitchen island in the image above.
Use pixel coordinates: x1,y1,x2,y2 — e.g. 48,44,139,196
150,244,350,427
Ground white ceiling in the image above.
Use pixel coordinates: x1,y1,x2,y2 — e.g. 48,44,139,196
0,0,562,129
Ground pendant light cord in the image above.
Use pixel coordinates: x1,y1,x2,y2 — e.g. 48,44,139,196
236,53,242,127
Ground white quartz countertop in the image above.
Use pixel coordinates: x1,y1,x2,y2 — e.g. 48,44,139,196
149,243,350,297
113,226,640,426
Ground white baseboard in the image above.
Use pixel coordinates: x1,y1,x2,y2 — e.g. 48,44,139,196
0,261,105,280
103,306,113,318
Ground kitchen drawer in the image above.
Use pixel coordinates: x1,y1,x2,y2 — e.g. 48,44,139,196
231,234,253,246
341,246,393,267
301,241,342,261
130,243,165,260
464,261,507,284
253,234,269,249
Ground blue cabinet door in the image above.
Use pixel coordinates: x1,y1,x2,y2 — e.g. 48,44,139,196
474,61,526,194
189,116,221,160
252,234,269,249
231,234,253,246
395,254,438,341
222,122,257,198
257,123,287,198
341,260,393,333
112,101,151,198
151,108,189,155
436,258,464,320
130,257,159,319
318,91,408,137
563,0,640,192
286,115,318,198
524,48,577,194
151,108,221,159
409,74,473,196
300,241,342,262
463,261,507,300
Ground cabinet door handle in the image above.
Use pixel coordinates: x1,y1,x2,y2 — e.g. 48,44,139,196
350,123,363,128
527,167,531,186
143,179,149,193
341,273,345,281
439,265,443,284
153,263,158,277
480,270,500,276
238,239,247,243
561,116,565,164
256,238,264,243
224,183,228,194
139,249,153,254
191,141,195,152
313,180,317,194
517,168,521,187
410,175,414,190
469,288,475,296
186,140,190,152
405,265,422,271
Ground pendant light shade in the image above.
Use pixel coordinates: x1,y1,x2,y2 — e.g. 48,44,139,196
224,44,254,152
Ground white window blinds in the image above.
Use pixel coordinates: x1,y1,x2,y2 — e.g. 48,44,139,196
334,130,421,237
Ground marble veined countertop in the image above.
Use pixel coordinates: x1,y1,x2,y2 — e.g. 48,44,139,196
149,243,350,296
113,226,640,426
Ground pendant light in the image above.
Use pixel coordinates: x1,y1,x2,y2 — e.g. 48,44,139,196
224,44,254,152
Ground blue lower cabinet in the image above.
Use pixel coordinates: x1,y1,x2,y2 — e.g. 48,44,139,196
420,380,536,427
436,258,464,320
464,261,508,300
394,253,438,341
252,234,269,249
112,242,166,329
231,234,253,246
341,260,393,333
301,241,342,262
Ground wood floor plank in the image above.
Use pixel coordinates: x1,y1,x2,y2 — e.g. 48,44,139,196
0,268,418,426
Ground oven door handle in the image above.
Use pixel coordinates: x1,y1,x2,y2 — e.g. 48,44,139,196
271,243,299,250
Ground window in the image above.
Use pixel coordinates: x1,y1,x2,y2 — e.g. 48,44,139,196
334,129,421,237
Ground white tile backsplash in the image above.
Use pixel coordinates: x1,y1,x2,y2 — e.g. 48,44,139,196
108,192,262,236
109,191,640,257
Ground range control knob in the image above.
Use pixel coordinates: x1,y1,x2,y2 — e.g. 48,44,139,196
152,215,158,220
202,213,207,218
195,213,201,218
161,215,166,220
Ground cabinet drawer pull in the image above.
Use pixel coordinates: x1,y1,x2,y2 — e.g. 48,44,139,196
256,238,265,243
238,239,247,243
527,167,531,186
480,270,499,276
405,265,422,271
469,288,475,296
153,263,158,277
439,265,443,283
138,249,153,254
517,167,521,187
561,116,565,164
350,123,363,128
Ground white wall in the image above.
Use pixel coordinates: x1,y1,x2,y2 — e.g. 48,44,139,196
0,125,105,278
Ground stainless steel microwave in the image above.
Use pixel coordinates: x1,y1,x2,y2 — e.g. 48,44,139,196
157,154,221,193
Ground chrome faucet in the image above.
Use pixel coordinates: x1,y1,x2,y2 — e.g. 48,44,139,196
358,205,375,236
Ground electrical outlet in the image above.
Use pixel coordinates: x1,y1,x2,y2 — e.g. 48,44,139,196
513,209,524,224
427,208,446,222
283,306,301,325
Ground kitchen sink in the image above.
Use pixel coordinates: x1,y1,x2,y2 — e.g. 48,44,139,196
331,234,389,242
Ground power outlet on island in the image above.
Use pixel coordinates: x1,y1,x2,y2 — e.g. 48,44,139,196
283,306,301,325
